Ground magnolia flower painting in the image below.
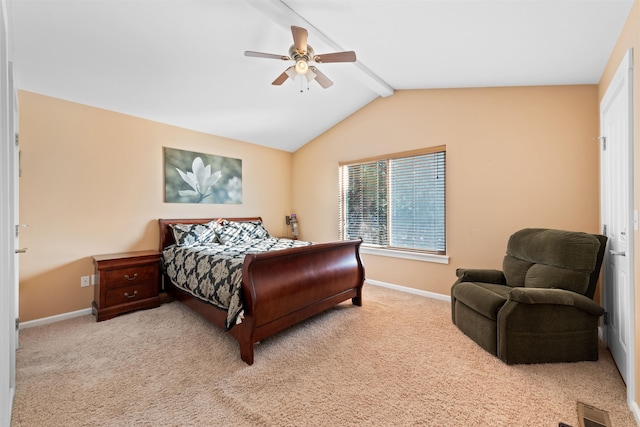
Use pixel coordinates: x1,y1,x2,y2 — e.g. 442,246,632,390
164,147,242,204
175,157,221,202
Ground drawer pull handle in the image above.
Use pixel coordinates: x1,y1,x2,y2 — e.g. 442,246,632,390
124,273,138,281
124,291,138,299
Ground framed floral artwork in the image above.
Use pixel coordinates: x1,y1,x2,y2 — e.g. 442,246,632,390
164,147,242,204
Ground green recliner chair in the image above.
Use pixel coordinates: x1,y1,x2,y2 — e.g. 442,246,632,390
451,228,607,364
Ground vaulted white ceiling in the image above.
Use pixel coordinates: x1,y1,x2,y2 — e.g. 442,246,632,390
8,0,634,152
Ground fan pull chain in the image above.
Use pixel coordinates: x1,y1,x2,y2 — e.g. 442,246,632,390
298,76,310,93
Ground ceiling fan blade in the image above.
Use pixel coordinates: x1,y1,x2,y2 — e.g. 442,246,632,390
291,26,308,54
245,51,290,61
313,51,357,63
310,66,333,89
285,66,297,80
272,67,294,85
305,68,317,83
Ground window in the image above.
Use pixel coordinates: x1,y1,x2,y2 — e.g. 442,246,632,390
339,146,446,254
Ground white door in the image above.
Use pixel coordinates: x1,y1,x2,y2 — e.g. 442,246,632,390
0,0,17,425
600,48,634,391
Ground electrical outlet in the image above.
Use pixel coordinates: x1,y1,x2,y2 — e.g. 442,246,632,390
80,275,90,287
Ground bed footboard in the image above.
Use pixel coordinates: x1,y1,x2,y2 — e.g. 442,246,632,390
238,239,365,364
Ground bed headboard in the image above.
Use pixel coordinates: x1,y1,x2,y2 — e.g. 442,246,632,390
158,217,263,251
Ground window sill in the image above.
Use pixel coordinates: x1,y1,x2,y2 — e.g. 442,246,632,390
360,246,449,264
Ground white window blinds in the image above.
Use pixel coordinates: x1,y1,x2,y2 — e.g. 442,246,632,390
339,148,446,254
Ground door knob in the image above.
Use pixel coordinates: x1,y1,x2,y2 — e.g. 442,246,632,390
15,248,27,254
609,250,626,256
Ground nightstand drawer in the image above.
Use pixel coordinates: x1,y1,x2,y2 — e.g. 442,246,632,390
103,265,156,288
105,283,155,307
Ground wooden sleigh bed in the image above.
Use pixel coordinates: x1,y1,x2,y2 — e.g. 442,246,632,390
159,217,365,365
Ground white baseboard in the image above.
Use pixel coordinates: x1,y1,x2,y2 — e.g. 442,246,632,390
19,308,92,329
630,401,640,426
366,279,451,302
18,280,448,329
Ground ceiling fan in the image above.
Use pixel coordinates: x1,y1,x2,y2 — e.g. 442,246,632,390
244,25,356,89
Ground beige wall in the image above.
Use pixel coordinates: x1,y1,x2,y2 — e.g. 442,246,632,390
18,91,293,321
598,0,640,413
22,85,601,319
292,85,600,297
19,84,602,331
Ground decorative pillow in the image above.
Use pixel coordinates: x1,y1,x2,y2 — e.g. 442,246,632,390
216,220,270,245
240,220,270,240
170,221,221,246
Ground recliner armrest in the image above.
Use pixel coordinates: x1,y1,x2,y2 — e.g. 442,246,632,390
508,287,604,317
456,268,506,285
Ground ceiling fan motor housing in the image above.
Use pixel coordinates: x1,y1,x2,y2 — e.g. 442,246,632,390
289,45,313,60
289,45,314,74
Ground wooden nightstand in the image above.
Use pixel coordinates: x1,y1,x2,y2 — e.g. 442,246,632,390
92,250,161,321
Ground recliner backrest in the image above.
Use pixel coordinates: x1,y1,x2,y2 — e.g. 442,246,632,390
502,228,603,297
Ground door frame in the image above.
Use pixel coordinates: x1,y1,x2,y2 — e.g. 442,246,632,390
600,47,635,407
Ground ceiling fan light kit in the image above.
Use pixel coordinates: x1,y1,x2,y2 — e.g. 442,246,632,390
294,59,308,74
245,25,356,90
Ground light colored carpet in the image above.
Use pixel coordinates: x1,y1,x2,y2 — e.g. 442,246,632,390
11,284,637,426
